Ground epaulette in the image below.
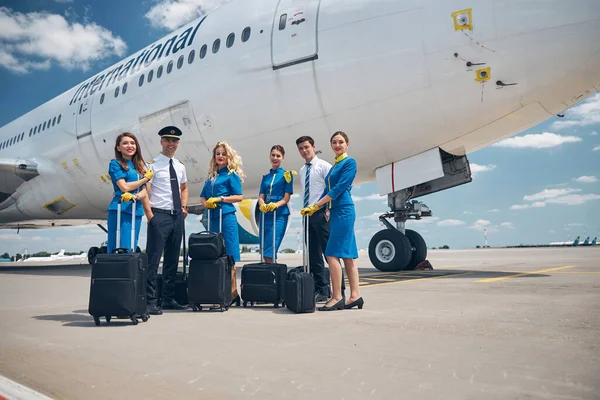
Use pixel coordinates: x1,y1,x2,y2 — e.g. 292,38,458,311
147,159,155,165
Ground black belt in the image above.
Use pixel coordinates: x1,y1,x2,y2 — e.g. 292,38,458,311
152,207,181,215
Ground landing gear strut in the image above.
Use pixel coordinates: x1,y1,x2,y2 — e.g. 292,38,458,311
368,189,430,271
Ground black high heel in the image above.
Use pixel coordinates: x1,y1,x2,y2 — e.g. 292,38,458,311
230,294,241,307
318,298,345,311
344,297,364,310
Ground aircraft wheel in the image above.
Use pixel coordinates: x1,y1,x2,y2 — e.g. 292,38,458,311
369,229,412,272
88,247,99,265
405,229,427,270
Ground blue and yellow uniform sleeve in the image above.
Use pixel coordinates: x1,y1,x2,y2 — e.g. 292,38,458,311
284,171,294,194
108,159,127,183
327,158,357,200
229,172,243,195
259,174,267,196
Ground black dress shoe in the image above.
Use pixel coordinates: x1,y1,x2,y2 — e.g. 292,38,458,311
161,299,188,310
314,293,329,303
344,297,364,310
318,298,345,311
147,304,163,315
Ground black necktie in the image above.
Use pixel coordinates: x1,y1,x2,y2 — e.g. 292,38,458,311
169,159,181,210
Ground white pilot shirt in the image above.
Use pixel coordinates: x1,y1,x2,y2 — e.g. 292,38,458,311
147,153,187,210
299,155,332,206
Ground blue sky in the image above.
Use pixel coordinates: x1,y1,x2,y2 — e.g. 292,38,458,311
0,0,599,256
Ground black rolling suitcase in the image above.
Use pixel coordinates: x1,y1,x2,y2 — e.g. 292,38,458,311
88,200,149,326
285,215,316,313
241,210,287,308
188,208,233,312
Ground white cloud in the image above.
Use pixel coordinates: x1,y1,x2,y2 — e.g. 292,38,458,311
591,131,599,136
470,163,496,175
353,194,384,202
406,217,439,225
54,0,74,3
145,0,227,30
546,194,600,206
492,132,582,149
593,145,600,152
488,209,500,212
549,230,556,233
462,211,473,215
574,175,598,183
437,219,465,227
552,93,600,130
566,223,584,227
470,219,491,231
510,202,546,210
523,188,581,201
0,7,126,73
500,222,515,229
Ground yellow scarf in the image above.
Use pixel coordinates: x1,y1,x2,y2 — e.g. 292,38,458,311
334,153,348,164
283,169,297,183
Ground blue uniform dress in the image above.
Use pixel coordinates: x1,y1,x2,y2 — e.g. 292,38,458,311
259,168,293,259
322,155,358,259
107,159,144,253
200,167,243,262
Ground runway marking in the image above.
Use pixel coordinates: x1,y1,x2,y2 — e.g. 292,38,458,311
360,272,472,288
551,271,600,274
476,265,575,283
0,375,54,400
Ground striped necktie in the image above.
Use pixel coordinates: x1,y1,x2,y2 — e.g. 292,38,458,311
303,162,311,207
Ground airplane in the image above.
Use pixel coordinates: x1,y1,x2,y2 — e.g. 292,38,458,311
1,0,600,272
550,236,581,246
20,249,88,262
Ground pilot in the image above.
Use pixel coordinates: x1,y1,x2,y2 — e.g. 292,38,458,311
142,126,189,315
301,131,363,311
200,141,244,307
107,132,152,253
257,145,294,263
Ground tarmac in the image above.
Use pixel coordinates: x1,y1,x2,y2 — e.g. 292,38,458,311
0,247,598,400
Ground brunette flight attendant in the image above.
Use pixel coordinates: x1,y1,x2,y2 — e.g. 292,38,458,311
107,132,153,253
301,131,363,311
200,142,244,306
258,145,294,262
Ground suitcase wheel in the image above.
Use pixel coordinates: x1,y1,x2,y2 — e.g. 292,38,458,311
130,316,139,325
243,301,247,308
191,304,202,312
105,316,111,324
141,315,149,322
93,317,101,326
274,303,279,309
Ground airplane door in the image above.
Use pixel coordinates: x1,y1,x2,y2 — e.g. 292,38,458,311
139,101,211,184
76,97,93,139
271,0,321,70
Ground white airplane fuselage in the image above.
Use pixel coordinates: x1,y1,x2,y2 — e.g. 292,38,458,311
1,0,600,231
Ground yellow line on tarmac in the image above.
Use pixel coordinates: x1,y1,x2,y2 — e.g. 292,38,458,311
361,272,473,288
477,266,575,283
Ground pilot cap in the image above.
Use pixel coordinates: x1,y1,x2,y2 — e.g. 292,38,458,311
158,126,182,140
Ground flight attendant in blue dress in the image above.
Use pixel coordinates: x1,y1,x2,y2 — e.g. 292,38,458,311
258,145,295,263
107,132,153,253
200,141,244,306
301,131,363,311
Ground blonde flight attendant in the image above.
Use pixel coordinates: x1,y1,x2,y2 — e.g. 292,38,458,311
301,131,363,311
200,142,244,306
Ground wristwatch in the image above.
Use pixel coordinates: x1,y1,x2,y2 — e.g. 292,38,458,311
220,196,225,202
182,205,187,210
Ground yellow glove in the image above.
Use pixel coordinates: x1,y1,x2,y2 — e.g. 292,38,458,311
259,203,270,213
205,197,222,209
143,168,154,180
283,170,297,183
267,202,278,212
121,192,136,202
300,205,319,216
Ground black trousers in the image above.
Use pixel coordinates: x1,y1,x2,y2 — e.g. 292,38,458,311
308,208,345,296
146,211,184,305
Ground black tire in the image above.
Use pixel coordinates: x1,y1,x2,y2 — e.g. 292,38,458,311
368,229,412,272
105,316,111,323
88,247,99,265
131,317,139,325
141,315,148,322
405,229,427,270
243,301,248,308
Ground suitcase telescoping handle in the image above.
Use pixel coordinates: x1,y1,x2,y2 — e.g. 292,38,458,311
207,207,223,233
116,199,136,253
260,209,277,263
303,214,310,274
